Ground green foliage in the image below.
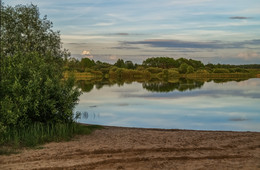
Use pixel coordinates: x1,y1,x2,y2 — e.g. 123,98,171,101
213,68,230,73
143,57,178,68
178,63,189,74
0,3,69,58
125,60,135,69
0,123,103,149
80,58,95,69
109,67,150,80
146,67,163,74
0,3,81,136
196,69,209,74
1,53,81,128
187,65,195,73
168,69,180,78
114,59,126,68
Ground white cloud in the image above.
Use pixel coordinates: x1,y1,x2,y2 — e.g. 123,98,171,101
81,50,94,59
237,51,259,60
168,0,212,6
82,50,90,55
109,55,118,60
93,22,114,26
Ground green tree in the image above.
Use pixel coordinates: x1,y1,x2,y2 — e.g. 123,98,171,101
187,65,194,73
0,4,69,58
80,58,95,70
125,60,135,69
0,4,81,133
213,68,230,73
142,57,178,68
178,63,189,74
114,59,126,68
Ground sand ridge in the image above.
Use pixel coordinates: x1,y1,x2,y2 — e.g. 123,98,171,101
0,126,259,169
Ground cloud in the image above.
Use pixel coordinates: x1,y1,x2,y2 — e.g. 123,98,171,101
115,33,129,36
109,55,118,60
93,22,114,26
237,51,259,60
112,46,140,50
122,39,260,49
229,16,252,19
82,50,90,55
81,50,94,59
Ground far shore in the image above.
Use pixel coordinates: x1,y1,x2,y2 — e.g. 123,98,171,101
0,125,259,170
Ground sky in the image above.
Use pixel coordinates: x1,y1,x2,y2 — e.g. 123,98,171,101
4,0,260,64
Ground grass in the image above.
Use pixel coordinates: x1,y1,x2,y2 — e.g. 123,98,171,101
0,123,103,155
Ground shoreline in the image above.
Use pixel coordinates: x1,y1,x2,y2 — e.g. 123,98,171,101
0,126,259,169
82,123,260,133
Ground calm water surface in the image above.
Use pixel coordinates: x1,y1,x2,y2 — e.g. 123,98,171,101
75,78,260,131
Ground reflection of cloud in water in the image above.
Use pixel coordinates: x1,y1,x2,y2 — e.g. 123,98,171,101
112,88,140,93
237,78,260,87
117,103,129,106
123,89,260,99
229,118,249,121
76,79,260,131
100,112,116,117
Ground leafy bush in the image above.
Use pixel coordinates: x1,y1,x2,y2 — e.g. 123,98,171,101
0,4,81,135
0,53,81,128
187,65,195,73
146,67,163,74
213,68,230,73
178,63,189,74
196,69,209,74
168,69,180,77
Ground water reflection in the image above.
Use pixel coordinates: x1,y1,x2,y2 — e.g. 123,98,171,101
81,112,100,120
75,78,260,132
77,77,250,93
143,78,204,92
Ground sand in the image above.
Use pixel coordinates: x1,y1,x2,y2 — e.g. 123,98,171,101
0,126,259,170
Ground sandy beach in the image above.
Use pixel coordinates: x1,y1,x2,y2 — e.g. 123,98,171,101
0,126,259,170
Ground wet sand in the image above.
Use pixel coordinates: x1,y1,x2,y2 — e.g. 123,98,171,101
0,126,259,170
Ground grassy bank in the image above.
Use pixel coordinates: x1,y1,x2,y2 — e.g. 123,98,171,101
0,123,102,155
66,69,259,82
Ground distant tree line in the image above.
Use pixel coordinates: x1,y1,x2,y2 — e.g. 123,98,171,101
64,56,260,77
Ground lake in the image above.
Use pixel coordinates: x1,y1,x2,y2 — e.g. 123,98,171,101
75,78,260,132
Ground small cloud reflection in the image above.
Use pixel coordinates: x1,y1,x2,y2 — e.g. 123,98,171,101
117,103,129,106
229,118,249,122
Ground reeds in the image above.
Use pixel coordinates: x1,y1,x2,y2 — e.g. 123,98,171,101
0,123,101,148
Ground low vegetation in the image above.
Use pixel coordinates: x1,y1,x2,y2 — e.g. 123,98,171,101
64,56,260,81
0,3,97,153
0,123,102,155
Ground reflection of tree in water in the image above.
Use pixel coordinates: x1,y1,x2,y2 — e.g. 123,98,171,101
142,78,204,92
212,78,249,83
77,81,94,92
77,77,249,93
81,111,100,120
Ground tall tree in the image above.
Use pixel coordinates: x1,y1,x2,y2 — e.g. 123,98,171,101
0,3,69,59
114,59,126,68
0,3,81,133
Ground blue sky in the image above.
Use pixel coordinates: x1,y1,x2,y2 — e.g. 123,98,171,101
4,0,260,64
